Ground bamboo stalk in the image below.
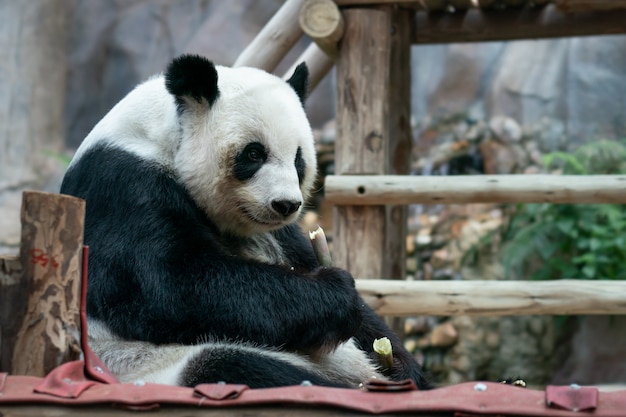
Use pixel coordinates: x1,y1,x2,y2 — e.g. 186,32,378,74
356,279,626,316
309,225,333,266
324,174,626,205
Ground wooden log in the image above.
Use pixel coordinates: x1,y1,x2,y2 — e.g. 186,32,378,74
0,191,85,377
233,0,304,72
282,43,334,93
413,5,626,44
334,7,414,285
324,174,626,205
555,0,626,12
299,0,344,59
357,279,626,316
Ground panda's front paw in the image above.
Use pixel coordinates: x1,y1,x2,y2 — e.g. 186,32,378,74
305,267,363,349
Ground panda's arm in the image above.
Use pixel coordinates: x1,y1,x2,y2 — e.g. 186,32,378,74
273,222,429,388
353,306,431,389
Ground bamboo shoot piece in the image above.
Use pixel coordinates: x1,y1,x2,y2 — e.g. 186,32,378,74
309,225,333,266
372,337,394,370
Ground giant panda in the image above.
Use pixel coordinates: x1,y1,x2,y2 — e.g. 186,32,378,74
60,54,429,390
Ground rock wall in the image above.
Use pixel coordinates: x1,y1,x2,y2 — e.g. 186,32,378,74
64,0,336,149
412,36,626,146
0,1,70,254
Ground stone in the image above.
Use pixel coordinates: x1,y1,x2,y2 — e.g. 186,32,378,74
489,116,522,143
479,139,519,174
430,321,459,347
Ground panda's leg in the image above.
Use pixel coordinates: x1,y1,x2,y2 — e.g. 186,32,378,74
179,343,351,389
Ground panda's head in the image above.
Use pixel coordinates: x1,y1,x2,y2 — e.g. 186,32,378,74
165,55,316,237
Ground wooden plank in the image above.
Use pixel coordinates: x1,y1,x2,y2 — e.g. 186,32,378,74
324,174,626,205
334,7,414,284
555,0,626,12
413,4,626,44
357,279,626,316
0,191,85,376
233,0,304,72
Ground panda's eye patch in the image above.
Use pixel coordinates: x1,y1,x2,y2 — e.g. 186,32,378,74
247,148,263,162
295,146,306,185
234,142,267,181
243,142,267,162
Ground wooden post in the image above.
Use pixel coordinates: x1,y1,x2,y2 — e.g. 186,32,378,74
0,191,85,376
334,7,413,337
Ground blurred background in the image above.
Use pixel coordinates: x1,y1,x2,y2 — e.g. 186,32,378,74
1,0,625,388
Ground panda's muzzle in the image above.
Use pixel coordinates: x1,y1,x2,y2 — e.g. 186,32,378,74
271,200,302,217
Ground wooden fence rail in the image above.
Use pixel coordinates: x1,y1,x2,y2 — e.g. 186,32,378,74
357,279,626,317
325,174,626,205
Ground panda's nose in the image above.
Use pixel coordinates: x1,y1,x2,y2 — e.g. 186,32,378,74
271,200,302,217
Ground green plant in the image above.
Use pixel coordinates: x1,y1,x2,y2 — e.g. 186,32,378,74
500,140,626,280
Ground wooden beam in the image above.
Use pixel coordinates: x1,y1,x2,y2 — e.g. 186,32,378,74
0,191,85,376
299,0,344,59
357,279,626,316
282,43,335,93
555,0,626,12
324,174,626,205
233,0,304,72
413,4,626,44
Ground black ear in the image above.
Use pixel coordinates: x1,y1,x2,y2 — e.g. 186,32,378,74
286,62,309,105
165,54,219,109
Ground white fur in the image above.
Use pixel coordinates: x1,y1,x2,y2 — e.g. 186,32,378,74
89,320,383,387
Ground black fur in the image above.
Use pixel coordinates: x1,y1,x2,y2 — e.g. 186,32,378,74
165,54,219,109
286,63,308,105
295,146,305,185
61,144,429,389
179,346,348,389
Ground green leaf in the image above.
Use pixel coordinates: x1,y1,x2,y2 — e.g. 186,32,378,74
582,265,596,279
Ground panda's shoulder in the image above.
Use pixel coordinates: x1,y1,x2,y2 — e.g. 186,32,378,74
70,75,179,166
